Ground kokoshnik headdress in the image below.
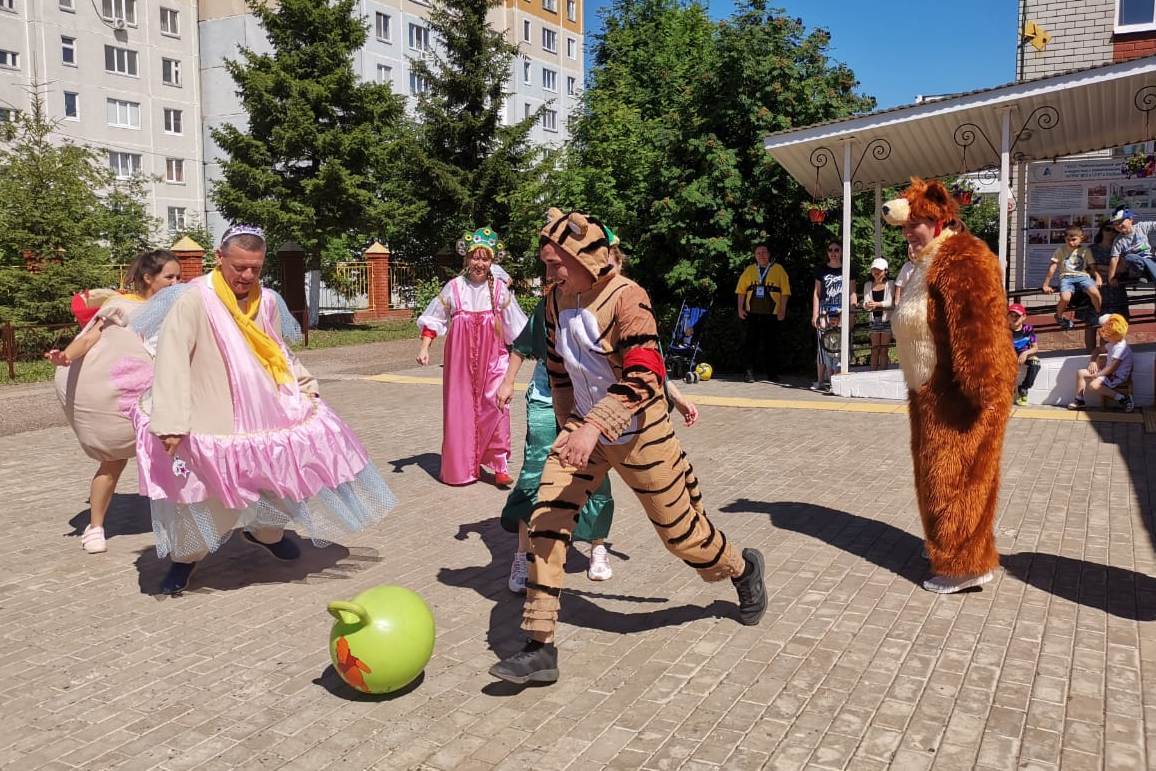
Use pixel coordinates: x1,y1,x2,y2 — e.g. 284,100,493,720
457,227,508,261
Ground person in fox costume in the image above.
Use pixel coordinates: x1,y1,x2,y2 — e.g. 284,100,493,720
883,178,1016,593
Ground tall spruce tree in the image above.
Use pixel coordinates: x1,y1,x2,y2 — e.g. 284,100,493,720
410,0,542,265
211,0,424,280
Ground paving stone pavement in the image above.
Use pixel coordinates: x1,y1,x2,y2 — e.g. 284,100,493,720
2,365,1155,771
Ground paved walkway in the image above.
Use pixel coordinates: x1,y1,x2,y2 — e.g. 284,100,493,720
1,362,1154,770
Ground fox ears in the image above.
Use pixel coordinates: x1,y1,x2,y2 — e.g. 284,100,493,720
882,177,958,226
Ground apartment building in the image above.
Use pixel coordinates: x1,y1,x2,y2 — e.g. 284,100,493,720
0,0,204,236
199,0,584,238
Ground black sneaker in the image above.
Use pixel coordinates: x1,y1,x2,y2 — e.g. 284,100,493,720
1121,394,1136,413
160,561,197,595
489,640,559,685
744,370,756,383
243,531,301,561
732,547,767,625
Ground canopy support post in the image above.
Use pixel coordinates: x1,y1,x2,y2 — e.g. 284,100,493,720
998,107,1012,284
874,185,883,261
841,139,853,375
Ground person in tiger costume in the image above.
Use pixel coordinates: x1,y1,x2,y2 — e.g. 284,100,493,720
489,209,768,685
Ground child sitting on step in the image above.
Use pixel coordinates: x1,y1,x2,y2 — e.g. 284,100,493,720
1068,313,1134,413
1008,304,1039,407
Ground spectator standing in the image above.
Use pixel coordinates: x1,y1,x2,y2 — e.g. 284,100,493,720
735,245,790,382
862,257,895,371
811,242,857,391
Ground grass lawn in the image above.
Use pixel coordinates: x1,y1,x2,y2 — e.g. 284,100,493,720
297,318,418,350
1,359,56,385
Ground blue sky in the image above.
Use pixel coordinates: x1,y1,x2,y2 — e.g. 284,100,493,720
583,0,1019,110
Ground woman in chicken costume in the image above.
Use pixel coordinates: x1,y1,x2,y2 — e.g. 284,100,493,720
883,178,1016,593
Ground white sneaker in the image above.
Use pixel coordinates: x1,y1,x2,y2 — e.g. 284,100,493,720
81,525,107,554
588,544,613,581
922,571,994,594
508,551,528,594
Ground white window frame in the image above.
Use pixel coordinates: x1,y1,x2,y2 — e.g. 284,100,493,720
106,98,141,129
59,0,75,11
104,46,138,77
1117,0,1156,32
0,50,19,70
567,37,576,59
376,63,391,84
163,107,183,135
408,24,430,52
542,28,557,53
63,91,79,120
566,75,576,96
542,108,558,133
567,0,576,21
409,71,429,95
167,207,187,232
101,0,137,26
0,107,14,122
159,7,180,37
0,1,14,14
522,59,531,85
165,157,185,184
375,12,391,42
542,0,557,12
108,151,141,179
61,37,77,67
162,58,182,87
542,67,557,92
523,19,531,42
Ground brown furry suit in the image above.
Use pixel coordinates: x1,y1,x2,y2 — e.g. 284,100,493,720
886,179,1016,578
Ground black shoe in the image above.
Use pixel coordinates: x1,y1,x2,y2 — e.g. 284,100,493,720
489,640,559,685
161,561,197,595
732,548,767,625
744,370,756,383
1121,394,1136,413
242,531,301,561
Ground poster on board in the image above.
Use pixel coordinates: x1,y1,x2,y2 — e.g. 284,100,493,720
1023,149,1156,289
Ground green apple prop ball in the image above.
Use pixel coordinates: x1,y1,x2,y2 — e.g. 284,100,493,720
328,585,435,694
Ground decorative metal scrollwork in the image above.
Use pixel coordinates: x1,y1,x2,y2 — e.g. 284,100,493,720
1134,85,1156,136
1010,105,1059,162
977,164,1000,186
953,122,998,170
809,145,840,193
851,138,892,182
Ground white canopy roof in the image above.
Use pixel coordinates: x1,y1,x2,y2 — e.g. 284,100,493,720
763,55,1156,198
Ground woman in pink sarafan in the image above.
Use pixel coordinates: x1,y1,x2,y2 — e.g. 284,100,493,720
416,227,528,487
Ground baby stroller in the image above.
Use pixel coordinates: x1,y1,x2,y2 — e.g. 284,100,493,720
664,298,711,380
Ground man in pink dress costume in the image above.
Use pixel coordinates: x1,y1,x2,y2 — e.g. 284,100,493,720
133,225,396,594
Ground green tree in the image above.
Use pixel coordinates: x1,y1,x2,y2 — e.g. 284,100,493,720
409,0,543,266
0,86,153,325
211,0,425,282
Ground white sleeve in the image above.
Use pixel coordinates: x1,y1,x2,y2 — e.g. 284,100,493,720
500,286,529,346
417,281,453,337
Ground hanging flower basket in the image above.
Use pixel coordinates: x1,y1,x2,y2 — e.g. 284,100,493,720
950,179,979,206
807,208,827,224
1122,152,1154,179
803,198,836,224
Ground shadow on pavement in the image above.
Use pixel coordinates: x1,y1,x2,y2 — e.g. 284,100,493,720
66,492,152,538
387,452,441,480
133,532,379,596
312,665,425,702
720,499,1156,621
437,518,735,685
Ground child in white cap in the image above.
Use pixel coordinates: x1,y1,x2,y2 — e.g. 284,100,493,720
862,257,895,370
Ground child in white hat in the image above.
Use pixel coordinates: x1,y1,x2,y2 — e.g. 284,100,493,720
863,257,895,370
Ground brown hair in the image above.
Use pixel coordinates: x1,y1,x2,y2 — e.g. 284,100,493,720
124,249,178,294
1065,225,1084,237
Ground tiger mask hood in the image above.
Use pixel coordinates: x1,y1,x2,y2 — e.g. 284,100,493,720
541,208,612,281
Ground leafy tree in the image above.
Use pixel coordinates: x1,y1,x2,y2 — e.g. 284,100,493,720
0,86,153,325
409,0,543,265
211,0,426,282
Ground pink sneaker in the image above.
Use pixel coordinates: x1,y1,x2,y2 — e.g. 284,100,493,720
81,525,107,554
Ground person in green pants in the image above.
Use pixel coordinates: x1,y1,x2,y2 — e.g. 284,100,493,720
496,294,617,592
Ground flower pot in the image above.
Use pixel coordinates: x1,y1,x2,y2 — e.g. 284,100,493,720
954,191,973,206
807,209,826,224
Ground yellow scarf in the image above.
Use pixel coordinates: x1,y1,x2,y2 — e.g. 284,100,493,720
210,269,293,386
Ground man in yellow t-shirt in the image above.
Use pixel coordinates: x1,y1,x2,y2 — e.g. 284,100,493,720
735,244,790,383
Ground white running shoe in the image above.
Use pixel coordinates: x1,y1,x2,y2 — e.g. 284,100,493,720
588,544,613,581
922,571,994,594
81,525,107,554
508,551,528,594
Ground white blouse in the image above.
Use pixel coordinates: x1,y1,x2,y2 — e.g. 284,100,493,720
418,275,528,346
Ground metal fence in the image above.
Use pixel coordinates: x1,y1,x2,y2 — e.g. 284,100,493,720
389,258,436,309
317,261,372,313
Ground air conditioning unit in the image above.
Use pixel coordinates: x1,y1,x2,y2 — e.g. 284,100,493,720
112,18,127,30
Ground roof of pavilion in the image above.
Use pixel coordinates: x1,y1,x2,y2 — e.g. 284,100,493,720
763,55,1156,198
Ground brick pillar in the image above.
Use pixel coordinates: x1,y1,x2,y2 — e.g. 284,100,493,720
277,241,308,321
170,236,206,282
358,241,391,322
